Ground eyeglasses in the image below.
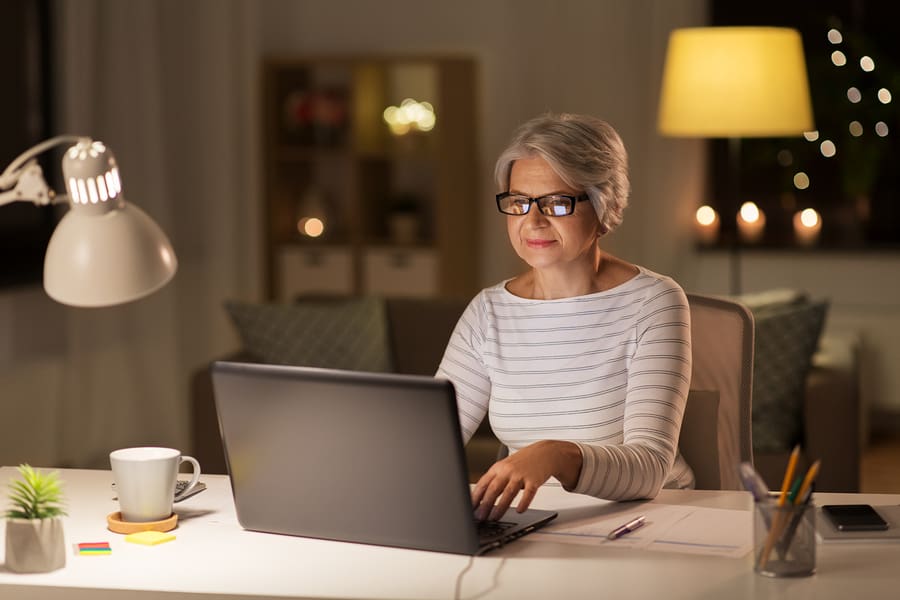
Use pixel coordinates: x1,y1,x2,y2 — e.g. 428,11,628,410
496,192,590,216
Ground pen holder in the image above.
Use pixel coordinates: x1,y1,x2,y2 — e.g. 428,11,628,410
753,498,816,577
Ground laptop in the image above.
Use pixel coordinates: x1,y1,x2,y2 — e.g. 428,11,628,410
211,361,557,555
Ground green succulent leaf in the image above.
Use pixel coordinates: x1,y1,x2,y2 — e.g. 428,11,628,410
5,464,67,520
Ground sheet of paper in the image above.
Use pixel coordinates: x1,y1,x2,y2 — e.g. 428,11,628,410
644,505,752,557
529,503,752,558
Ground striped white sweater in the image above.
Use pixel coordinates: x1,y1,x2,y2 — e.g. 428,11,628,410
436,267,695,500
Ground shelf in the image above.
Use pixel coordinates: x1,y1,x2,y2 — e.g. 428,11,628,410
262,56,478,300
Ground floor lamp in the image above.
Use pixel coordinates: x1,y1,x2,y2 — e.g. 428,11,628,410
657,27,814,294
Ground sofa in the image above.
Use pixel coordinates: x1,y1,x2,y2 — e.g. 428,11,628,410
191,296,503,482
190,294,862,491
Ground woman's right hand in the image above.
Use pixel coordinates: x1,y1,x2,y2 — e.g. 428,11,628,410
471,440,582,521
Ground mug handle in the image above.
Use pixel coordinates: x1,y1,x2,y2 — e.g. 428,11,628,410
174,455,202,501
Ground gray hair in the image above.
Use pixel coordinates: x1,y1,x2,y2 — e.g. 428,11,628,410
494,113,630,234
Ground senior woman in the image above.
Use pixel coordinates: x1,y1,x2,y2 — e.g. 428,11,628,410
436,113,694,521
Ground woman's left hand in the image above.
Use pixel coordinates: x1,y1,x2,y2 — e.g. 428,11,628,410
472,440,582,521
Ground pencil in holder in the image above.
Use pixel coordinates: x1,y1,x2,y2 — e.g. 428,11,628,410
753,497,816,577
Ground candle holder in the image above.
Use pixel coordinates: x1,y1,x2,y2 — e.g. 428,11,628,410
793,208,822,247
737,202,766,244
694,205,720,245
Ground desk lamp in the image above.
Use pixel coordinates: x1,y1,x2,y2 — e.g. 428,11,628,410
658,27,814,293
0,136,177,306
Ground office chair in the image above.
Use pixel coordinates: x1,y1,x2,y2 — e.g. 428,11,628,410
679,293,755,490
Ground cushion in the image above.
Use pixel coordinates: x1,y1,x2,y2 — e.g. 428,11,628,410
749,299,828,453
224,297,394,373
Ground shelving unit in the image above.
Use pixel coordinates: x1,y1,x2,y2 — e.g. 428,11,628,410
261,56,479,301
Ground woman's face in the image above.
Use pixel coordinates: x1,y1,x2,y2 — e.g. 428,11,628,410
506,156,600,271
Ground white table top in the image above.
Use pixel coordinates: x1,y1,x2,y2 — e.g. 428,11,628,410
1,467,899,599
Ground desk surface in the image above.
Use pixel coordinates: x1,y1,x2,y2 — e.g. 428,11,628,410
1,467,898,600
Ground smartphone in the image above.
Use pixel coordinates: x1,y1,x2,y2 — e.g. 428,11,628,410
822,504,889,531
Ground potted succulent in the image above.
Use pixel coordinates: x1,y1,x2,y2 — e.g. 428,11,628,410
4,464,66,573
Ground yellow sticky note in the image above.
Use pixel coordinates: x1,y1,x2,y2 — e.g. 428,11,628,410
124,531,175,546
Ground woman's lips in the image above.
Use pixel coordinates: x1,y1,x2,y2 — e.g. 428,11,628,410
526,238,557,248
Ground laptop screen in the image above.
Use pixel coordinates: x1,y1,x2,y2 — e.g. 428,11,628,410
212,361,483,554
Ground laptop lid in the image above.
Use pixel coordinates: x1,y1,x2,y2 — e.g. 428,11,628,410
211,361,555,555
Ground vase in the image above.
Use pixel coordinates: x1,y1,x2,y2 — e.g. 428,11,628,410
388,212,420,245
4,517,66,573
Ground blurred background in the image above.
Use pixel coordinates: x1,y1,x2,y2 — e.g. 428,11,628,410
0,0,897,489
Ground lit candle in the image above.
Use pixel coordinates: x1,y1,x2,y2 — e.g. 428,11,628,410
793,208,822,247
694,205,720,244
298,216,325,238
736,201,766,243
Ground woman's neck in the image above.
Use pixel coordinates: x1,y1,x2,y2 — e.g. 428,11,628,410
509,250,639,300
520,249,604,300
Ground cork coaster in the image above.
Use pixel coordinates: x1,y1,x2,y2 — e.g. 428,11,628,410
107,512,177,534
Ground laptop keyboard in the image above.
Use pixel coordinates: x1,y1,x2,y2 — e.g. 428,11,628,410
476,519,516,539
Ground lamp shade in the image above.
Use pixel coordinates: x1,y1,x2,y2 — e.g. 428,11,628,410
658,27,814,137
44,203,177,307
42,140,177,307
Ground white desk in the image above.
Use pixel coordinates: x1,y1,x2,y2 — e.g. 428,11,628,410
0,467,898,599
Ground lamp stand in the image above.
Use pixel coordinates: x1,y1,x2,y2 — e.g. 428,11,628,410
728,137,742,296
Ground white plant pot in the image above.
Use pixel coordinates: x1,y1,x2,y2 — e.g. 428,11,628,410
4,517,66,573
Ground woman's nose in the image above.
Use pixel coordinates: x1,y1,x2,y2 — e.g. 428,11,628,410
524,206,550,226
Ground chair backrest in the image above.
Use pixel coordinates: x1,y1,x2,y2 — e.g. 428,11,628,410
680,293,755,490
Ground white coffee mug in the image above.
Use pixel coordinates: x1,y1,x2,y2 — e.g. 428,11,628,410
110,447,201,522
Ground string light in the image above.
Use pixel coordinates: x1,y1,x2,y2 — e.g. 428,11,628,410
776,149,793,166
383,99,436,135
793,172,810,190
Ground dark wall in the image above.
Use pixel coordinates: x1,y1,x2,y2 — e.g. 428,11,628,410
0,0,54,287
708,0,900,249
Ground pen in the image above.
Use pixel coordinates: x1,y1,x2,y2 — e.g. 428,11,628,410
786,475,804,504
776,460,822,559
739,462,770,502
607,515,646,540
777,483,816,558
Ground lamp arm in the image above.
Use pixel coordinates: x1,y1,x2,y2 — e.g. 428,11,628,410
0,134,87,188
0,160,57,207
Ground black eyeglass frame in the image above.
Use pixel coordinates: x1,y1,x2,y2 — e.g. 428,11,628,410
495,192,590,216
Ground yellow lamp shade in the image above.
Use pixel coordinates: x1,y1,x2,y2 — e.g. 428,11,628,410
658,27,814,137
